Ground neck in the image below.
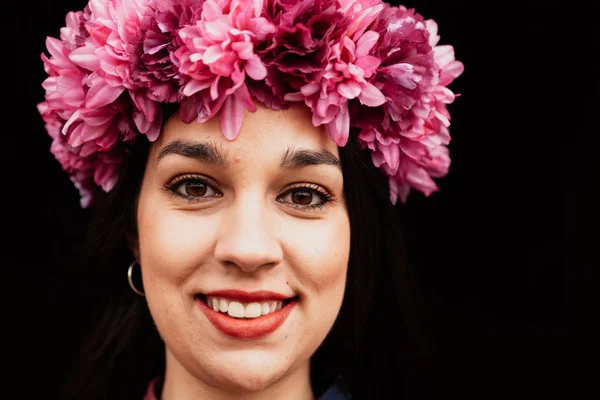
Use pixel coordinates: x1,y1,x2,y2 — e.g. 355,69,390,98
160,350,315,400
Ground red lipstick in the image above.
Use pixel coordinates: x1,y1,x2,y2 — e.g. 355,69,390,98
197,295,298,339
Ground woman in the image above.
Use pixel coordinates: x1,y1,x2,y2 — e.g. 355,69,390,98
38,0,463,398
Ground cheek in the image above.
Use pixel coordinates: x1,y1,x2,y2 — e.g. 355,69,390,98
137,205,220,344
137,205,217,290
283,212,351,297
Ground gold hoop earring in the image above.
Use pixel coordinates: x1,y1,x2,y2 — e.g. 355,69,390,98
127,261,145,297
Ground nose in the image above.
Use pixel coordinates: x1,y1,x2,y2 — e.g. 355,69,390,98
213,195,283,272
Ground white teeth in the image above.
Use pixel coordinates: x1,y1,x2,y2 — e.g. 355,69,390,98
205,296,287,319
261,302,270,316
245,302,262,318
227,301,245,318
219,299,229,312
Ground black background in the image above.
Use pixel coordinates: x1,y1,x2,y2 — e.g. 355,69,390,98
6,0,598,398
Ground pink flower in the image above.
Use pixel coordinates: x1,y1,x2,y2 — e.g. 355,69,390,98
131,0,202,104
359,127,450,204
37,1,167,206
428,20,465,88
66,0,163,140
285,32,385,146
41,1,166,146
338,0,384,40
40,31,139,154
353,4,463,202
58,10,90,51
174,0,276,140
255,0,352,104
39,101,126,207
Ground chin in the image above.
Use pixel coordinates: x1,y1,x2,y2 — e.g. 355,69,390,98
213,368,284,393
208,354,291,392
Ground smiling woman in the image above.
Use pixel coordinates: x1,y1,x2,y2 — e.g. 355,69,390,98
38,0,463,399
133,103,352,398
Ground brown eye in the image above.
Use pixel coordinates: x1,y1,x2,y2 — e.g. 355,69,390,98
185,181,207,197
167,176,220,200
278,185,332,210
291,190,313,205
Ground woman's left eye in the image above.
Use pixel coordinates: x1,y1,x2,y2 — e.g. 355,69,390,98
277,185,332,210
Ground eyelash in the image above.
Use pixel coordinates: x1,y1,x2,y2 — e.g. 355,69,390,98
163,174,334,211
163,174,221,202
278,183,333,211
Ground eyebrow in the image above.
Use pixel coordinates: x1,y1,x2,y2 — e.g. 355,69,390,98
157,140,228,167
280,148,341,170
157,140,341,170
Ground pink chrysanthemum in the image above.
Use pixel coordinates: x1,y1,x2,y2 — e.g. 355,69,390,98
132,0,202,104
338,0,384,40
38,0,170,205
68,0,163,141
253,0,352,106
58,10,90,51
285,30,386,147
38,101,127,208
174,0,276,139
356,5,464,203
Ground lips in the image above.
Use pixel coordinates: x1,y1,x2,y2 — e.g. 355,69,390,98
196,290,299,339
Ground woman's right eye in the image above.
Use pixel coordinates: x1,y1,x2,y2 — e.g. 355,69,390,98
164,175,221,202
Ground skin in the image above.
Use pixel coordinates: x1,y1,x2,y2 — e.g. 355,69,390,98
132,103,351,400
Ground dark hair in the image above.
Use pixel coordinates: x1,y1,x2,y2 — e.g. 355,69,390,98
55,107,436,399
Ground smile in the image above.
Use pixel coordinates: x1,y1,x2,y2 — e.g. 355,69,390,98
199,295,294,318
196,290,299,339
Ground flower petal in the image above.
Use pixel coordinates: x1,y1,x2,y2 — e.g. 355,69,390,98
203,44,224,64
358,83,385,106
355,31,379,58
325,105,350,146
145,117,162,142
130,90,158,121
244,57,267,80
253,0,264,18
354,55,381,78
69,45,100,71
236,84,257,112
80,119,111,143
85,80,125,109
179,96,199,123
231,41,254,60
182,78,212,97
380,144,400,172
44,37,72,69
300,82,320,96
220,95,244,140
337,81,361,99
202,0,224,21
405,165,438,196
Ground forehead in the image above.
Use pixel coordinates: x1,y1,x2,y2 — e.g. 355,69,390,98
154,103,339,157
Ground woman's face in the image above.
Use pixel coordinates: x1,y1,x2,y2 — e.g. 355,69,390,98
135,103,350,392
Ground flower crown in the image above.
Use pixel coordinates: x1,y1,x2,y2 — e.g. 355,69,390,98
37,0,464,208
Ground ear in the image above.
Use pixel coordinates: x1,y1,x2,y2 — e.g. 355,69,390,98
126,233,140,262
